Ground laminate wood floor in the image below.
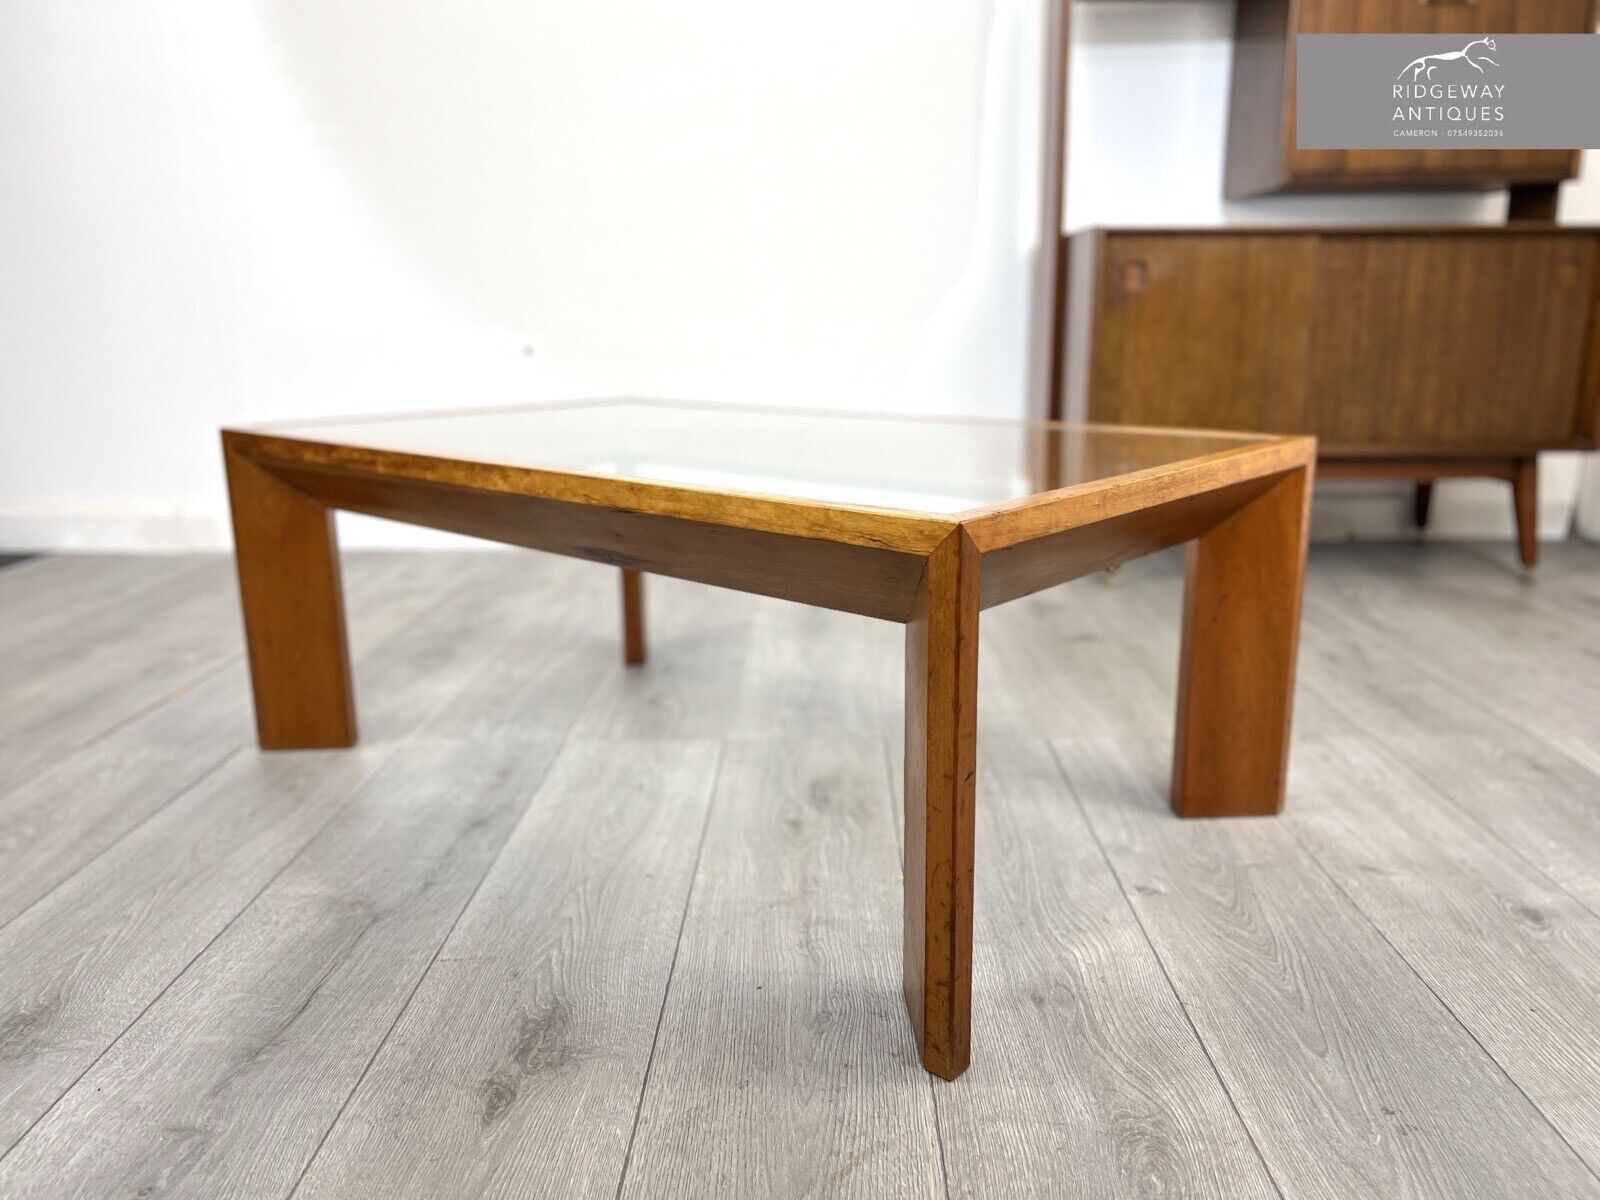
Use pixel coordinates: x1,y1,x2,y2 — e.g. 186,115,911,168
0,543,1596,1199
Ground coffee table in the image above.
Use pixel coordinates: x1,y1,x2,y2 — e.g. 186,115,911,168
221,399,1315,1080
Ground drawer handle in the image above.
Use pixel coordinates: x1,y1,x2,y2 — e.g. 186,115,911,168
1119,259,1150,296
1418,0,1477,7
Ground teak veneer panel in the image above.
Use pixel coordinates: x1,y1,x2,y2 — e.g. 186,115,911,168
1306,233,1596,449
1069,232,1317,435
1227,0,1595,196
1066,227,1600,456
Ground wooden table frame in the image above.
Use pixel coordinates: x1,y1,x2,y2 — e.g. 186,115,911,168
222,409,1315,1081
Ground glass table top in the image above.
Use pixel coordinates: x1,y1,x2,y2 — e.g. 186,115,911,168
250,399,1272,516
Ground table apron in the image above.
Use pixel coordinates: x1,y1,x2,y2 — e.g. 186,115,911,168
253,457,929,622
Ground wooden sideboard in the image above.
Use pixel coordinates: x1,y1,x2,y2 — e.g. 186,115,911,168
1056,226,1600,567
1226,0,1597,197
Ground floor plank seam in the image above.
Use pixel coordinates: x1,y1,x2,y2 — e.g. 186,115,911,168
0,552,532,1173
1447,541,1593,593
1297,627,1600,926
284,755,561,1199
8,550,1597,1196
0,551,444,809
611,742,727,1200
1318,691,1600,926
277,562,630,1193
0,653,244,810
1287,822,1600,1187
0,558,566,1162
0,745,245,941
1046,741,1292,1200
0,756,362,1166
927,1078,954,1200
72,652,244,756
281,568,628,1195
1304,582,1600,781
887,732,953,1200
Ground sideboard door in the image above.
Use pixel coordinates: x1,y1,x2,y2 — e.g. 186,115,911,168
1304,233,1597,453
1087,233,1316,436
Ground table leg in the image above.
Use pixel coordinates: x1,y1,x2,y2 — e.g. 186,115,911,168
1172,466,1311,818
224,448,357,750
903,530,978,1080
620,568,647,665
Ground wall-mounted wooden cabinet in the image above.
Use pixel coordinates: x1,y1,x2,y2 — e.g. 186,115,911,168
1225,0,1597,197
1059,227,1600,565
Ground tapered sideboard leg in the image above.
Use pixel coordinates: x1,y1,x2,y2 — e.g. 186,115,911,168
620,568,647,665
224,447,357,750
1413,481,1433,530
903,530,978,1080
1172,466,1311,818
1512,457,1538,572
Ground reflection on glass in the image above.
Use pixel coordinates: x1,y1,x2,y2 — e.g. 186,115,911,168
258,400,1266,515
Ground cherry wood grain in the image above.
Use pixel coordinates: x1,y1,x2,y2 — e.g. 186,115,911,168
223,446,356,749
249,456,932,623
903,529,979,1080
224,429,952,556
964,437,1314,552
978,474,1281,609
620,569,647,665
1172,465,1312,818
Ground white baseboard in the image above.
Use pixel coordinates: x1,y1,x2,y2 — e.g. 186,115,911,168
1310,481,1571,544
0,507,226,552
1,468,1585,553
0,507,492,552
1578,456,1600,543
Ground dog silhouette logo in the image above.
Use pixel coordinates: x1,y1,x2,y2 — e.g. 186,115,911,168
1398,37,1499,82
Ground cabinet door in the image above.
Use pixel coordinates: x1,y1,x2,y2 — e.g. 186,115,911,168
1087,234,1315,434
1305,234,1596,451
1286,0,1590,188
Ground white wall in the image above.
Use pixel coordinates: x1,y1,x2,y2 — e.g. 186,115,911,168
1,0,1594,550
1069,1,1600,544
0,1,1056,549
